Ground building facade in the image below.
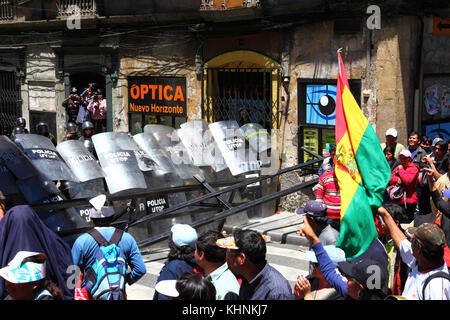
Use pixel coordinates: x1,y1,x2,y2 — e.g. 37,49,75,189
1,0,449,211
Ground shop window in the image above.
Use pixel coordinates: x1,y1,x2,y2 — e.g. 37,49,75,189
298,79,361,167
128,113,185,134
422,75,450,139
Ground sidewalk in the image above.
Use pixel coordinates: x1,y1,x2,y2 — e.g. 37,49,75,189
223,210,310,247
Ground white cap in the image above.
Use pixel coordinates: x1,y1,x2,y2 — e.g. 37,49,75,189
0,251,46,284
89,206,115,219
385,128,398,138
399,149,412,158
155,280,179,298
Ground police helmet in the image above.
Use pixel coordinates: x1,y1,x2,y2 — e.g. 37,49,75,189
16,117,26,126
36,122,48,133
83,139,94,153
66,122,77,134
13,126,25,135
82,121,94,131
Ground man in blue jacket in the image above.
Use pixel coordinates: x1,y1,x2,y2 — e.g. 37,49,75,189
71,206,146,299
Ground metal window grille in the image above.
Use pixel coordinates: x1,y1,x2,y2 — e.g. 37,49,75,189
0,0,16,21
57,0,97,17
0,70,21,135
202,67,280,130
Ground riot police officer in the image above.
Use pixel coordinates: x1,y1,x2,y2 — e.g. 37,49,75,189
79,121,94,142
36,122,57,146
11,117,29,137
65,122,79,141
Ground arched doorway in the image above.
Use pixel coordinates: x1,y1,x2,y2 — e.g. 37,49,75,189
202,50,281,130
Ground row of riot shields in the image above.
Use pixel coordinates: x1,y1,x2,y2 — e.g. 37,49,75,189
0,119,279,246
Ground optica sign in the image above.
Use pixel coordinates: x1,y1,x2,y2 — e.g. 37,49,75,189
128,76,187,117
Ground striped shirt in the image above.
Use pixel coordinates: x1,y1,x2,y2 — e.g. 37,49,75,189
316,170,341,220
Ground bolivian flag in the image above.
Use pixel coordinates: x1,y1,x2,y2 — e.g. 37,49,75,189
335,51,391,260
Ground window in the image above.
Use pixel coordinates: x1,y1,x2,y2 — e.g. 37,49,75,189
298,79,361,166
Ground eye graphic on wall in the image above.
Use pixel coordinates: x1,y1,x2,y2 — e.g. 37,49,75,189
305,85,337,125
319,94,336,116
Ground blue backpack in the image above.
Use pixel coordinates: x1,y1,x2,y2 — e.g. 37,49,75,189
83,228,127,300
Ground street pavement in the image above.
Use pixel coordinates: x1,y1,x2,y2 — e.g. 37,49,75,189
126,211,310,300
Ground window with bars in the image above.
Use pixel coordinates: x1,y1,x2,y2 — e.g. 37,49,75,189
0,70,21,136
202,67,280,130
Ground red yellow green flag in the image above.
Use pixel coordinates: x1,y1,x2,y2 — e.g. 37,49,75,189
335,51,391,260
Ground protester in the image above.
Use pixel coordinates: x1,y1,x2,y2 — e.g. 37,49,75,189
217,229,293,300
294,245,346,300
0,205,74,300
36,122,57,146
417,140,449,216
0,191,5,221
87,89,107,133
380,128,405,161
387,149,419,222
378,206,450,299
430,161,450,221
296,200,339,275
0,251,63,300
407,131,427,167
421,136,433,156
318,144,336,177
153,224,199,300
71,206,146,300
316,168,341,231
384,145,400,171
64,122,79,141
299,216,388,300
425,168,450,252
194,230,240,300
155,271,216,300
378,204,410,295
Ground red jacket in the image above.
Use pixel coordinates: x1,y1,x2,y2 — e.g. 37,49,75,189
389,162,419,204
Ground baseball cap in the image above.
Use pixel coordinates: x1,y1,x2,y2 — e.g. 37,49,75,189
296,200,327,217
385,128,398,138
407,223,445,252
0,251,46,284
216,236,239,249
305,245,346,265
432,137,443,147
155,280,179,298
338,258,388,291
399,149,412,158
171,224,197,249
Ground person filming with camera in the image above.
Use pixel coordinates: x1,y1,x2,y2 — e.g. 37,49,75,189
87,89,106,133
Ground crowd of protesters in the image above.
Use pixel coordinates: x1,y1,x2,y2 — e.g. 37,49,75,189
294,127,450,300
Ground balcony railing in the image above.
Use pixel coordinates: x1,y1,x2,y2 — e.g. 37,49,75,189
0,0,16,21
200,0,260,10
57,0,97,17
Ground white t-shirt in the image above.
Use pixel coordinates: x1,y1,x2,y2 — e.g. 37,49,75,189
399,239,450,300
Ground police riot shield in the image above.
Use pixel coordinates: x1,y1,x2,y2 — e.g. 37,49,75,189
0,136,21,195
209,120,260,176
241,123,270,153
56,140,104,182
177,120,228,172
133,132,178,175
92,132,147,194
144,124,202,180
14,134,78,182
